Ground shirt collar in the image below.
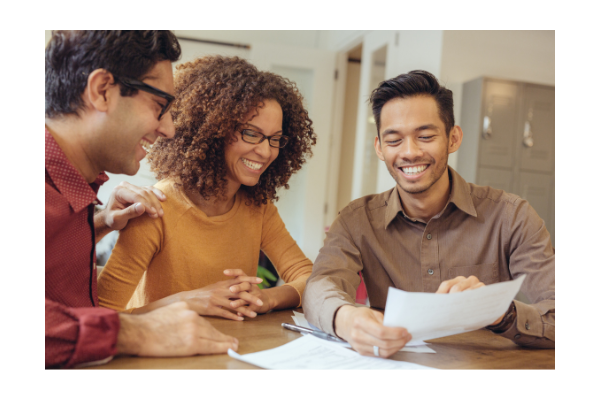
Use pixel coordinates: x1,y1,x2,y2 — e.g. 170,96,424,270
384,185,404,228
447,166,477,218
384,166,477,229
45,128,108,213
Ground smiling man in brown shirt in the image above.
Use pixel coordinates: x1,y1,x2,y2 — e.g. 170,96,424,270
303,70,555,358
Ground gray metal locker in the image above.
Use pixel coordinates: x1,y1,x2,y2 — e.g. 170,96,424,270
479,81,519,170
477,167,513,194
517,85,555,174
457,77,555,246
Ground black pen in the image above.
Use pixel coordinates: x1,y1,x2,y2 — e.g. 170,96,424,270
281,323,348,343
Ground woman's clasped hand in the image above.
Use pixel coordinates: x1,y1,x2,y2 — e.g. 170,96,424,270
177,269,269,321
225,269,273,315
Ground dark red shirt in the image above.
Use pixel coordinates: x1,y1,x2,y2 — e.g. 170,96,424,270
45,128,120,368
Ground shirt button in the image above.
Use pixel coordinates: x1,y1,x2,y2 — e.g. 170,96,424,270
525,322,530,330
514,334,521,340
427,269,434,275
426,234,432,240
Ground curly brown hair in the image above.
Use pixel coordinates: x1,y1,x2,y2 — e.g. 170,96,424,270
147,55,316,206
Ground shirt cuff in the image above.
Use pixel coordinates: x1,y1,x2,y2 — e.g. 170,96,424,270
282,283,303,308
315,298,354,337
65,307,120,368
495,300,547,346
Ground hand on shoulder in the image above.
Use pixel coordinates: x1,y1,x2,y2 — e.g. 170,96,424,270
99,182,167,232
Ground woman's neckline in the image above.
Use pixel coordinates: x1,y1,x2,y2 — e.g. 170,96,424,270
181,187,243,221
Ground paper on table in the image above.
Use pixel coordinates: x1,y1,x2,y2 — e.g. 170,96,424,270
383,274,526,344
291,311,435,353
228,335,436,370
291,311,316,330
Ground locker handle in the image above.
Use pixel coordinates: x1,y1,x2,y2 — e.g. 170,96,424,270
523,121,534,148
482,116,492,139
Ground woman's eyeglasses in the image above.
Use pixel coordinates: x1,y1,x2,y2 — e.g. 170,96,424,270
114,75,175,121
240,129,289,148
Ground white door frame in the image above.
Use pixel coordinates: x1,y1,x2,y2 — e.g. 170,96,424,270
351,31,398,200
250,43,336,262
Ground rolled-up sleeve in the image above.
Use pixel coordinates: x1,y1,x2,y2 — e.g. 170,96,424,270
304,214,363,336
499,198,555,347
45,298,120,368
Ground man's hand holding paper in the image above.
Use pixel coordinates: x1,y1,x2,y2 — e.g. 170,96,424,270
383,274,526,344
332,275,521,359
435,275,506,325
334,306,412,358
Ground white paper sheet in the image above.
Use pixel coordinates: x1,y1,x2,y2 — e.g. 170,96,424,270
228,335,436,370
291,311,314,329
291,311,435,352
383,275,526,344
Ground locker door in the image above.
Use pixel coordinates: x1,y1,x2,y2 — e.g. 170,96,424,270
517,85,555,173
516,171,554,238
477,167,513,194
478,81,518,170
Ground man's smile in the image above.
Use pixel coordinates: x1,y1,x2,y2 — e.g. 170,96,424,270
397,164,430,179
136,136,156,161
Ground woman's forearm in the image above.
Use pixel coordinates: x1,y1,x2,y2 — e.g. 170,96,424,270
130,292,183,314
132,284,301,315
264,285,300,311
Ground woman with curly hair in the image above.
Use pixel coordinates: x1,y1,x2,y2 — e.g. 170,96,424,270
98,56,316,320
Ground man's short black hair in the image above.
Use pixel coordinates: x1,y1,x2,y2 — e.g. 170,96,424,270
45,30,181,118
369,70,454,136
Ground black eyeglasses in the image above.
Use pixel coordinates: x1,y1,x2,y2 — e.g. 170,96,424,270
240,129,289,148
114,75,175,120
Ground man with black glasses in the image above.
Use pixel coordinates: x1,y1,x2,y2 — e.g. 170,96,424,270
45,30,238,368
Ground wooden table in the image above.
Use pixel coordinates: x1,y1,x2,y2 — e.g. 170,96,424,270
86,309,554,369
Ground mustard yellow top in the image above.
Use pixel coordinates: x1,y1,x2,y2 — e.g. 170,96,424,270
98,178,313,312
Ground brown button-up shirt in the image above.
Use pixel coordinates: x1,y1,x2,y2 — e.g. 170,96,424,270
304,167,554,348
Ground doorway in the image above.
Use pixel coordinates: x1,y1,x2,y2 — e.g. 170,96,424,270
334,44,362,215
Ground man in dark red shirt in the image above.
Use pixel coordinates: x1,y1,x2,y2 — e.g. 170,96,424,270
45,31,241,368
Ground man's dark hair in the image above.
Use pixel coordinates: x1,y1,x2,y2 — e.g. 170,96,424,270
369,70,454,136
45,30,181,118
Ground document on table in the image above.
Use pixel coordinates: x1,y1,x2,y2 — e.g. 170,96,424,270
290,311,435,353
228,335,436,370
383,274,526,344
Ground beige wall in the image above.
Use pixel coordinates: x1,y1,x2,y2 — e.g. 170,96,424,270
174,30,320,49
46,31,52,46
46,30,320,49
440,30,554,86
440,30,555,169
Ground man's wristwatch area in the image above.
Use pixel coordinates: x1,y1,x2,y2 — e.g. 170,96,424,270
485,301,517,333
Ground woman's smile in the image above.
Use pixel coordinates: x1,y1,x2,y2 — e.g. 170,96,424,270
241,157,264,172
